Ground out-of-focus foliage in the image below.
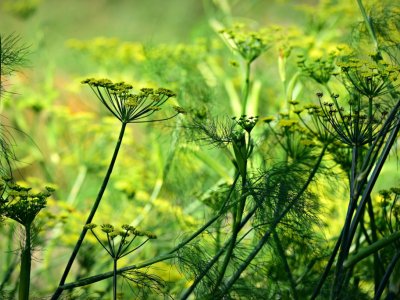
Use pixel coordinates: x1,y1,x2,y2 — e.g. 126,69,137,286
2,0,400,299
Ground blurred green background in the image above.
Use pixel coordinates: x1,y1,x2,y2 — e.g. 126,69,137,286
2,0,400,298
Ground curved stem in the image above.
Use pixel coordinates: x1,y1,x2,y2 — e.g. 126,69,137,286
52,122,127,300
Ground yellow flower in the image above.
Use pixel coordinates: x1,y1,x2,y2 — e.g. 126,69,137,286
81,78,181,123
84,223,98,230
145,231,157,239
260,116,275,123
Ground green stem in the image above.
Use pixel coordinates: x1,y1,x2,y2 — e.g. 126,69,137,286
53,122,127,300
310,231,343,300
113,259,117,300
241,61,251,115
331,146,358,299
374,252,400,300
221,144,328,294
59,254,176,290
272,228,299,300
343,231,400,269
357,0,378,49
181,206,258,300
19,223,31,300
214,172,247,289
367,194,381,293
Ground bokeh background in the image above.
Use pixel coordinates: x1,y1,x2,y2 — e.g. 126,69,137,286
1,0,400,298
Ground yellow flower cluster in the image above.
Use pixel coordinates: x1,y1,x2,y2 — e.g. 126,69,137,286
278,119,299,127
297,51,337,84
173,106,188,115
335,56,400,98
260,116,275,123
218,24,283,62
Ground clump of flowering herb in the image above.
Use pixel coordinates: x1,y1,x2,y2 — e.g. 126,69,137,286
298,103,336,143
218,24,283,62
314,92,399,146
81,78,185,123
260,116,275,124
376,187,400,238
335,53,400,98
233,115,259,133
0,175,55,300
85,223,157,300
297,51,338,85
265,114,317,162
0,32,30,96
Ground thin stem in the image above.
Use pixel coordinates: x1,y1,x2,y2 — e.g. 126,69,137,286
347,99,400,264
19,223,31,300
367,194,382,293
343,231,400,269
119,239,149,259
241,61,251,115
374,252,400,300
113,259,117,300
220,144,328,294
180,206,258,300
52,122,127,300
58,254,176,290
165,172,240,256
331,146,358,299
91,230,112,257
213,173,247,289
272,228,299,300
357,0,378,49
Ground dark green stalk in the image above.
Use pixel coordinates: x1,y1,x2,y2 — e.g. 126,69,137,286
343,231,400,269
342,227,362,292
0,257,18,291
58,254,176,290
180,206,258,300
272,228,299,300
310,231,343,300
367,94,381,293
295,259,317,287
331,146,358,299
167,172,240,256
373,252,400,300
57,174,241,293
19,223,31,300
113,259,117,300
367,194,382,293
346,100,400,261
214,173,247,289
357,0,378,49
52,122,127,300
241,61,251,115
221,144,327,294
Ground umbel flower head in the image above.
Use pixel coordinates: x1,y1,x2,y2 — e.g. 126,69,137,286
334,52,400,98
218,24,283,62
297,51,338,85
314,92,400,146
0,177,55,226
84,223,157,259
81,78,186,123
232,115,259,133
